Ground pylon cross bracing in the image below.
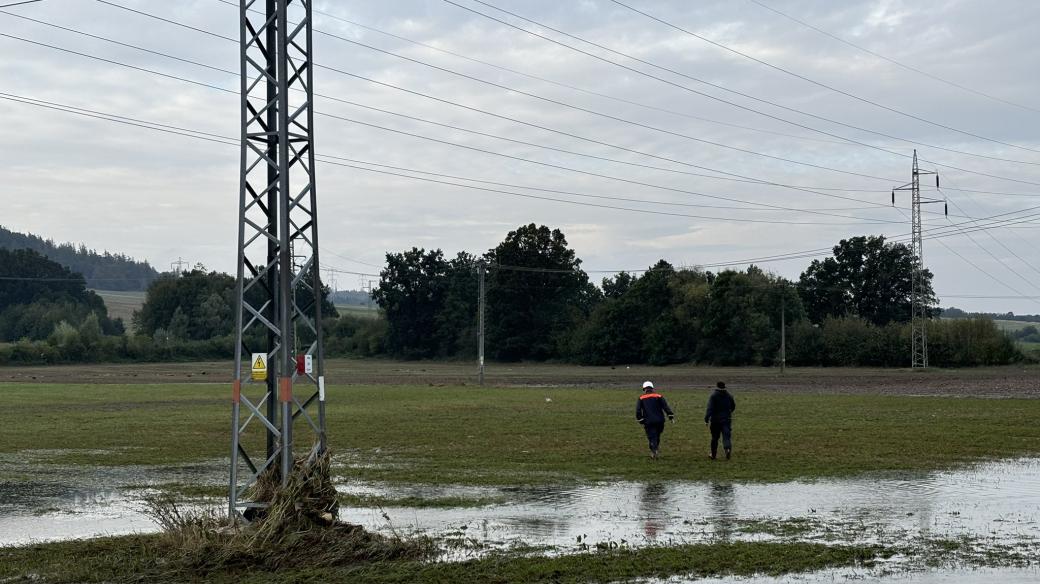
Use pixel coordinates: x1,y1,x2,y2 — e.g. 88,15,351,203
229,0,326,520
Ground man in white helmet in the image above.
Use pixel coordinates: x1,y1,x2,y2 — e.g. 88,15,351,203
636,380,675,460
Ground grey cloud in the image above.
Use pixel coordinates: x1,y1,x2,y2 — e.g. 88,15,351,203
1,0,1038,312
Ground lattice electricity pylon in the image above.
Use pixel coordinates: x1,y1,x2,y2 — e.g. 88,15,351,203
229,0,327,521
892,150,940,369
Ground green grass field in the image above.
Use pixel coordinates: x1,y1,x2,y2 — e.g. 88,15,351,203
2,382,1039,485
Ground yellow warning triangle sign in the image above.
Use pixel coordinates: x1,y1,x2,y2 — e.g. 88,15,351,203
253,355,265,369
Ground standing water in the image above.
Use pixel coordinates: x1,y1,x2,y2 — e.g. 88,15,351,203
2,457,1039,579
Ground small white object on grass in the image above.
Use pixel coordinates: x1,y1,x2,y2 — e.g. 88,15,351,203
545,397,552,402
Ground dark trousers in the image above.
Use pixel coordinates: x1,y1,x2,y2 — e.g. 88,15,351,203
643,421,665,452
710,420,732,456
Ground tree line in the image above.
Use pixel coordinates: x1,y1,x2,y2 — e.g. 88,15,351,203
369,224,1019,367
0,224,1023,367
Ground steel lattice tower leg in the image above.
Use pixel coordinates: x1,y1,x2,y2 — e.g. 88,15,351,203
229,0,326,521
909,150,928,368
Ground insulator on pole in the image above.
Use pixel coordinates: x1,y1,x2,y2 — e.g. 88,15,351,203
936,175,939,189
891,191,895,206
945,203,948,217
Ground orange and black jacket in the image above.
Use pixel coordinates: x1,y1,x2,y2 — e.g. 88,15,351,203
636,392,674,425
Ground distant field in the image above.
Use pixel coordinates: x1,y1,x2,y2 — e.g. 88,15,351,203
335,303,380,319
91,290,145,328
993,319,1039,333
92,291,381,328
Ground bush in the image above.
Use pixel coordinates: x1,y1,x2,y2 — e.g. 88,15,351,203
928,318,1021,367
784,316,1020,367
325,316,387,358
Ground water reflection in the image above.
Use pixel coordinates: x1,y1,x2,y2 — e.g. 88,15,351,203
639,482,667,541
708,482,736,541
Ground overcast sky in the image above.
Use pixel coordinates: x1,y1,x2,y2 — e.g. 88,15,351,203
2,0,1039,312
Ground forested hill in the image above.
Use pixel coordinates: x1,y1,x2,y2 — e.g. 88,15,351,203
0,226,158,291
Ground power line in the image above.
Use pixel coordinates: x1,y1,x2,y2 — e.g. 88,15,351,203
5,9,916,211
6,9,1031,233
323,156,885,213
10,87,1040,255
330,1,1040,174
321,156,889,226
12,83,1035,242
442,0,1040,183
93,0,1040,187
0,93,237,145
111,1,895,181
323,250,384,269
4,89,899,222
0,0,44,7
609,0,1040,155
746,0,1040,115
293,0,849,147
8,91,1040,266
0,92,900,227
4,59,1035,266
0,12,930,222
10,14,1033,216
942,183,1040,285
68,3,1040,198
889,196,1040,311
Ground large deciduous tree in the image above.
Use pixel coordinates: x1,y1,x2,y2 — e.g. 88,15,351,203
699,266,801,365
798,235,935,326
372,248,451,359
484,224,598,361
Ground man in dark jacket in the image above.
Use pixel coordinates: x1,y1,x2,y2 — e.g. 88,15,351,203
636,381,675,459
704,381,736,460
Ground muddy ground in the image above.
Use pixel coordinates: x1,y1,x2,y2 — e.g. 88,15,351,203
2,359,1037,397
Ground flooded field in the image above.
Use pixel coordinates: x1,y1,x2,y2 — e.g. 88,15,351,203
2,456,1038,580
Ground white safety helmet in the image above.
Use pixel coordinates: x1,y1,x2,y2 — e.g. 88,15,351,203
642,380,654,390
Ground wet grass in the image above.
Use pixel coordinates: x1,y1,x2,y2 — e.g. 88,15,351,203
130,483,226,498
128,484,501,509
338,494,504,509
736,517,819,537
2,383,1040,485
0,537,880,583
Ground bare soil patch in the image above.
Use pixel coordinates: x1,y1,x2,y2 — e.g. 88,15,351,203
2,359,1037,397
